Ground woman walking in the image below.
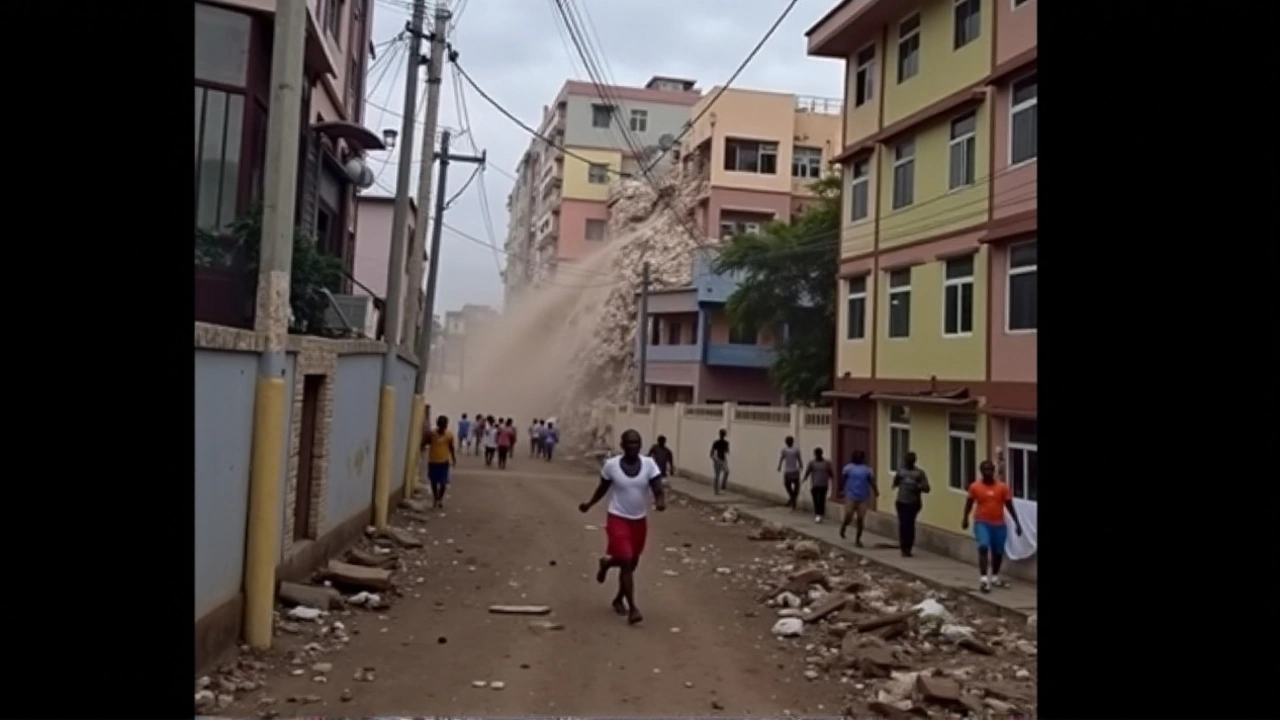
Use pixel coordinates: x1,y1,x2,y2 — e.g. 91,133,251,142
891,451,930,557
802,448,835,524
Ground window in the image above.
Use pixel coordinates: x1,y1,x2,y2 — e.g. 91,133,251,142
315,160,346,257
724,138,778,175
649,317,661,345
948,413,978,490
323,0,344,42
888,405,910,473
948,111,977,189
886,268,911,338
1006,418,1037,501
854,45,876,107
585,218,606,241
719,221,737,240
591,104,613,128
954,0,981,49
195,87,246,229
629,109,648,133
1013,0,1030,7
845,276,867,340
1007,239,1037,331
849,159,870,221
897,14,921,83
742,222,761,235
891,139,915,209
667,321,682,345
943,255,975,336
1010,73,1038,165
195,3,252,86
792,146,823,179
727,321,758,345
587,163,609,184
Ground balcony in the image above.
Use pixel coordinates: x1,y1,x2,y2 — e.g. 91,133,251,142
795,95,842,115
645,344,700,363
705,343,775,369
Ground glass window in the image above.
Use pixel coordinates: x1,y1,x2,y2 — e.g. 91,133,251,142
195,3,252,87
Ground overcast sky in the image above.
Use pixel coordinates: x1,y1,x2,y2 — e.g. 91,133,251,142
361,0,843,315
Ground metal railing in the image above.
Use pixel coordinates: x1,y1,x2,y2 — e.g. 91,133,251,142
795,95,843,115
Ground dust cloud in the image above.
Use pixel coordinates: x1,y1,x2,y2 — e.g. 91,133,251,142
430,170,709,448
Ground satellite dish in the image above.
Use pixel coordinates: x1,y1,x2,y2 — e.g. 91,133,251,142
657,133,675,150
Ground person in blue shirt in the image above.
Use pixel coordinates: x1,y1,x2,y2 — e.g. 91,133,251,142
839,450,878,547
457,414,472,453
543,422,560,461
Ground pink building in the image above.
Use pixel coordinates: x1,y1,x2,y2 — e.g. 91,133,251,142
353,195,420,343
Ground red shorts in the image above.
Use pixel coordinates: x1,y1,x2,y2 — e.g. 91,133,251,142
605,513,648,561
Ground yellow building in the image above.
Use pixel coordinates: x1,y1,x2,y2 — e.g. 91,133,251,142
807,0,1038,562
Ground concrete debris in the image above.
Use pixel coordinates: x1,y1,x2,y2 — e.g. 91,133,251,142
347,591,385,608
792,540,821,561
286,606,325,622
489,604,551,615
776,591,803,608
748,522,788,541
471,680,488,688
376,526,424,548
718,507,741,523
528,620,566,632
344,548,399,568
278,582,343,610
771,618,805,637
323,560,394,591
489,681,506,690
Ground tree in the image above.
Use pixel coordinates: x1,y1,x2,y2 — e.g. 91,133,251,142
713,174,840,404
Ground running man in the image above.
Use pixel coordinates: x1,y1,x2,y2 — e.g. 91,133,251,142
839,450,877,546
778,436,803,510
482,415,498,466
456,413,472,454
496,419,515,469
647,435,675,480
961,460,1024,593
802,447,835,524
578,429,666,625
709,429,730,494
542,422,559,461
421,415,457,509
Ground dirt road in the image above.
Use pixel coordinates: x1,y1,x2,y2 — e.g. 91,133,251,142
219,455,852,717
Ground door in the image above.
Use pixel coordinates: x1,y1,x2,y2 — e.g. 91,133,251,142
294,375,324,541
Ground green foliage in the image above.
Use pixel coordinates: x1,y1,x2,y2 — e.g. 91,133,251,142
195,207,345,334
712,175,841,404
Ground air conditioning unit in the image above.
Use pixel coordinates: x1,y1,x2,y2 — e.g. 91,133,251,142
324,294,378,338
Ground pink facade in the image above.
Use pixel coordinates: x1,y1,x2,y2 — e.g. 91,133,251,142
556,199,609,261
987,242,1036,383
698,187,794,238
996,0,1037,66
353,196,416,318
990,79,1038,222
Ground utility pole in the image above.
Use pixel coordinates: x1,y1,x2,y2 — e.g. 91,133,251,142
636,261,651,406
372,0,426,532
400,4,451,497
409,130,485,496
243,0,308,651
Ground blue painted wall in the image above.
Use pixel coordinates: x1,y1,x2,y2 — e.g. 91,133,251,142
391,357,417,488
325,354,382,531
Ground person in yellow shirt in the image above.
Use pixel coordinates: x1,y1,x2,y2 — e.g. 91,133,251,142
422,415,457,509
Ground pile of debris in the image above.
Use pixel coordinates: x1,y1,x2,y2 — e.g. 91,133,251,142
748,540,1037,718
195,494,436,716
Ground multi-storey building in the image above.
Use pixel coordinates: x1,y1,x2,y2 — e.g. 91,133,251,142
431,304,498,390
195,0,384,329
808,0,1037,546
680,87,843,239
503,76,702,297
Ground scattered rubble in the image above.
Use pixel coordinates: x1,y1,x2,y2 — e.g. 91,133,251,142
488,604,552,615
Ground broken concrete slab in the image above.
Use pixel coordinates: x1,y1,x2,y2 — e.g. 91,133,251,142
488,605,551,616
915,675,963,706
375,527,424,548
344,548,399,569
854,610,917,633
867,701,929,720
958,636,995,655
324,561,394,591
803,593,850,623
277,582,343,610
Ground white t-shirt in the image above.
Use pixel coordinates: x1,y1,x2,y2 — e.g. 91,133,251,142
603,455,662,520
482,426,498,448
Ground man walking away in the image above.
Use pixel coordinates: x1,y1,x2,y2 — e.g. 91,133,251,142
472,412,486,455
543,422,559,461
709,429,730,494
579,429,666,625
961,460,1024,593
839,450,877,546
778,436,803,510
529,418,541,457
891,451,930,557
422,415,457,509
802,448,835,524
648,435,675,482
482,415,498,466
496,419,514,469
456,413,472,454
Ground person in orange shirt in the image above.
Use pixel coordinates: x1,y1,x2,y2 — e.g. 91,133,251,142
961,460,1024,593
422,415,457,509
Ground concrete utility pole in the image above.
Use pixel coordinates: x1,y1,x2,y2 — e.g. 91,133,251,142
243,0,308,651
636,261,651,406
372,0,426,531
400,4,451,497
410,130,485,491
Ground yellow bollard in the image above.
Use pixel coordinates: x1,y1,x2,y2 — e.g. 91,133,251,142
243,375,286,650
371,385,396,529
403,396,426,500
